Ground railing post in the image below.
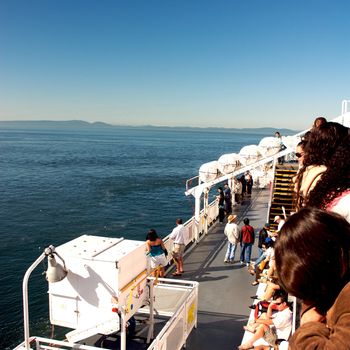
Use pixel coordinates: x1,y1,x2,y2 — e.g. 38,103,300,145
120,307,127,350
203,189,209,234
194,194,201,242
146,279,154,343
341,100,350,125
229,177,235,207
266,157,277,223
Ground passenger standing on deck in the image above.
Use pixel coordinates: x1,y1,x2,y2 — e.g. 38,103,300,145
234,178,243,204
170,218,187,276
217,187,225,223
224,214,239,263
240,175,247,199
145,229,168,278
245,171,253,195
239,218,255,266
223,183,232,214
275,131,286,164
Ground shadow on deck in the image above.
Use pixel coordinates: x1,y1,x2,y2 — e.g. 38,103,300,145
167,188,270,350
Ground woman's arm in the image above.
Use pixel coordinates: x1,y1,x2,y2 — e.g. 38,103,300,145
160,239,166,251
145,240,151,253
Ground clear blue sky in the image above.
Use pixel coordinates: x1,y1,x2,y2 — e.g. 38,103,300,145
0,0,349,129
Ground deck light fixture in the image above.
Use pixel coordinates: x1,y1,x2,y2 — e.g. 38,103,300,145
22,245,68,349
45,246,67,282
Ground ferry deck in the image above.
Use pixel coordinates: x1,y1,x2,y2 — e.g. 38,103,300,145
176,188,270,349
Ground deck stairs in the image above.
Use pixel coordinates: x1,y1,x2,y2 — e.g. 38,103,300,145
268,163,298,230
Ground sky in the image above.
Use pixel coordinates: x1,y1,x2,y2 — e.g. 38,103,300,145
0,0,349,129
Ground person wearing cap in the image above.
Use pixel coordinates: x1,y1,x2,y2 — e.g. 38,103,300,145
274,215,285,233
224,214,239,263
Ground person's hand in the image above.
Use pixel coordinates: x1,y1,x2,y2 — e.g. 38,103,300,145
301,306,325,325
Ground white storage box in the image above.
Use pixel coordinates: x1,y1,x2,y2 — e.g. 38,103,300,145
48,235,148,331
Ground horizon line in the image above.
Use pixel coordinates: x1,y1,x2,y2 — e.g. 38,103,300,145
0,119,299,132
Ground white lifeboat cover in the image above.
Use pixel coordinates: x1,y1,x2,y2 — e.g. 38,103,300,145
199,161,219,182
239,145,263,165
282,135,300,150
250,167,271,188
217,153,241,174
258,137,281,156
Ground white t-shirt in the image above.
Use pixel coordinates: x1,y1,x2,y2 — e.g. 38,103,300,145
170,224,188,244
265,247,275,261
272,307,293,340
277,220,285,232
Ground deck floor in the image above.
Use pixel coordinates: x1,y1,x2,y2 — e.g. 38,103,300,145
171,188,270,349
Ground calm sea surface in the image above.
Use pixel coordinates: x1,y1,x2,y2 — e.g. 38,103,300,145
0,126,271,349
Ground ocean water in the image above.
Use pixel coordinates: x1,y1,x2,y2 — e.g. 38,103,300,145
0,126,271,349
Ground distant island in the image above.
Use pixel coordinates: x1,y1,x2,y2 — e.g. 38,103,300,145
0,120,299,135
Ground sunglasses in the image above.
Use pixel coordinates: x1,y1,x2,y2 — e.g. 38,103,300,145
295,152,304,158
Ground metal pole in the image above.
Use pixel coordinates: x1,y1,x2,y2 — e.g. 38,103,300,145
194,193,201,242
203,190,209,234
120,307,126,350
146,279,154,343
266,157,277,223
23,252,46,350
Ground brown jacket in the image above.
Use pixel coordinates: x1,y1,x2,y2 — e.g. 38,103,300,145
290,282,350,349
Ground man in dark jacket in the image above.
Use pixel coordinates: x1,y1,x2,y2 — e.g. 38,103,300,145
239,217,255,266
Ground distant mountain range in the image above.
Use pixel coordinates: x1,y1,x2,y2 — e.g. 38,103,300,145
0,120,299,134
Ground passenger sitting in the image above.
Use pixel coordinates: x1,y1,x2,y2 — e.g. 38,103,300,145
275,208,350,349
238,294,292,350
251,238,274,286
252,280,282,303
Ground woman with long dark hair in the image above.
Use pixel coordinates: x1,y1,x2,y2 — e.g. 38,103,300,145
145,229,167,277
307,134,350,222
275,208,350,348
294,122,349,211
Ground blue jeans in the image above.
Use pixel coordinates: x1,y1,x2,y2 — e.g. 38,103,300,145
254,252,266,272
225,242,237,261
240,242,252,263
258,247,264,258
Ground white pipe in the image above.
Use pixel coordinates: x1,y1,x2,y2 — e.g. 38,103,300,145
341,100,350,124
266,158,277,223
203,190,209,235
147,279,154,343
120,307,126,350
22,251,46,350
194,193,201,242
